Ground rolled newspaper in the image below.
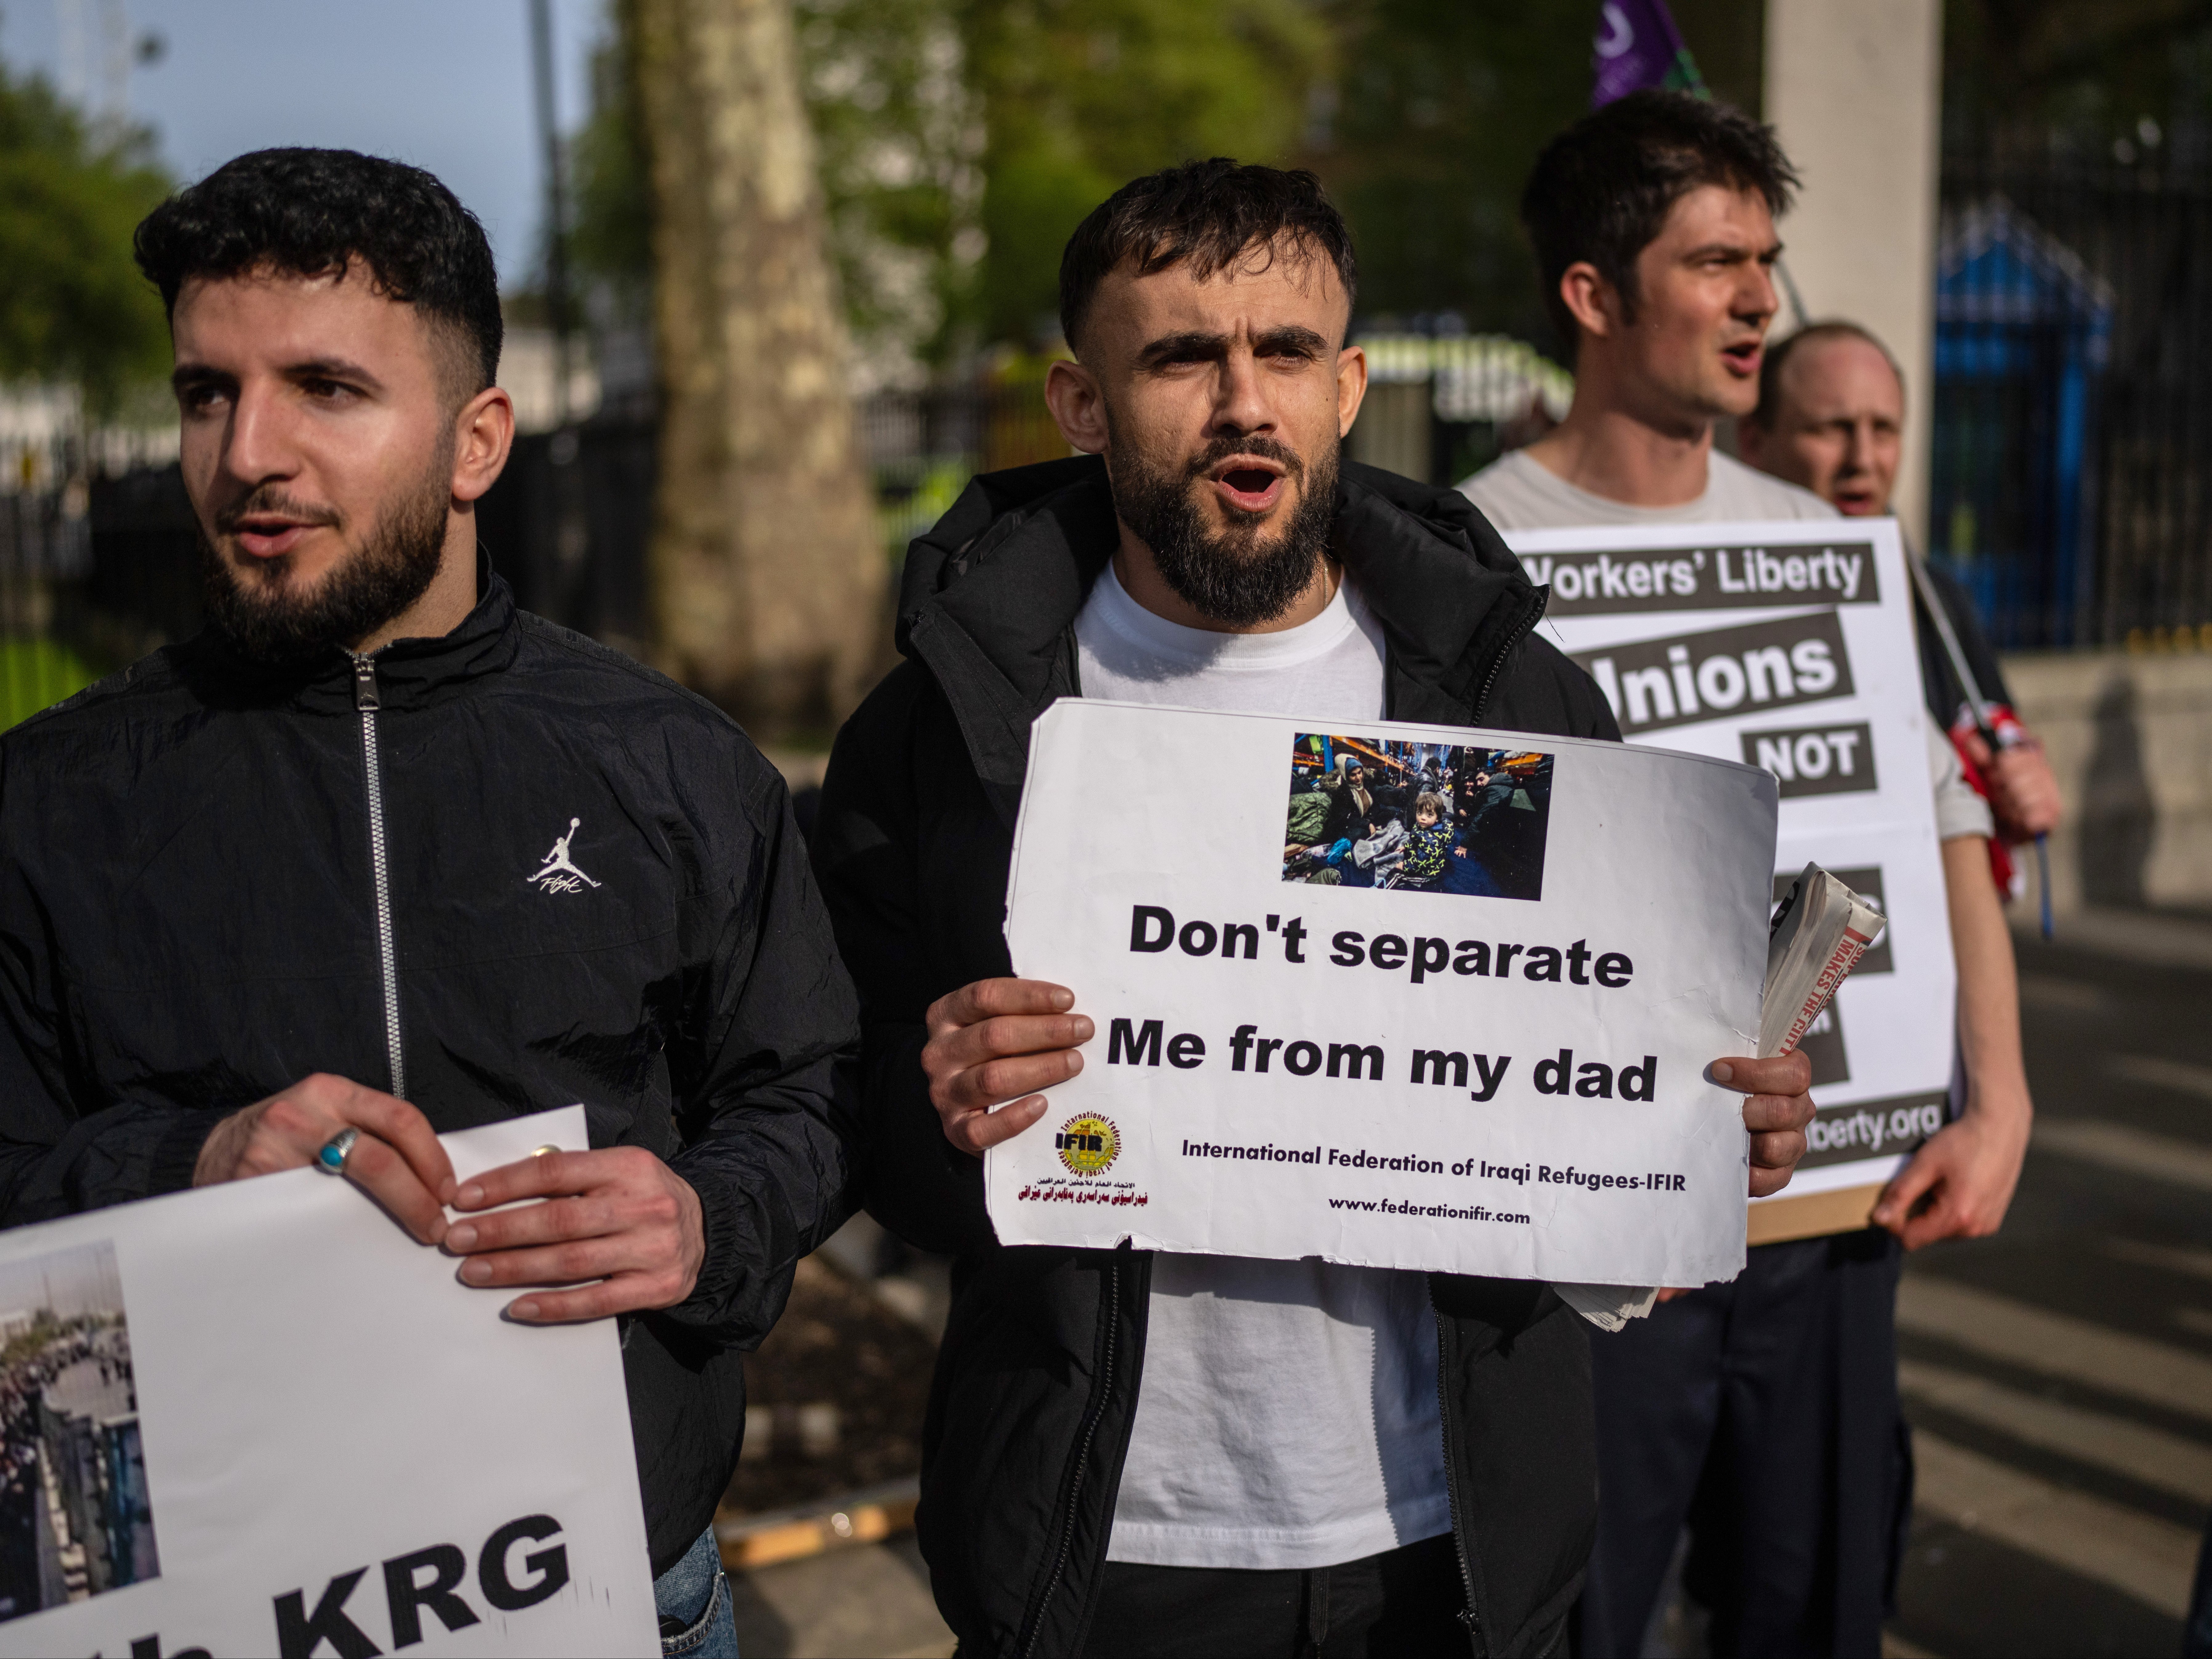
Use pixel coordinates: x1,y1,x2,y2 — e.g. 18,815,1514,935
1761,863,1888,1059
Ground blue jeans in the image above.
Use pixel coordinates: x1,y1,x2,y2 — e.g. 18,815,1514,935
655,1525,738,1657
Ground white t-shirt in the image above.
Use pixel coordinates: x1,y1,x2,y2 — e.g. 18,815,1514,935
1073,564,1453,1571
1460,446,1835,529
1462,446,1991,840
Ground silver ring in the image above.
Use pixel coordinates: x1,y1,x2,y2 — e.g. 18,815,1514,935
315,1127,360,1175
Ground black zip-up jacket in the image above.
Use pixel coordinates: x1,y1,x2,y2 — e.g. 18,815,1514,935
0,564,859,1575
811,456,1621,1658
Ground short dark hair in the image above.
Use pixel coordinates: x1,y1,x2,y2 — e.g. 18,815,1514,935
1521,91,1797,349
1059,160,1357,353
134,148,503,396
1747,320,1904,428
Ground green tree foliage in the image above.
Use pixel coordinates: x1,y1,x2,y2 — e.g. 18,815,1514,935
576,0,1328,365
569,17,654,307
573,0,980,372
579,0,1787,364
799,0,980,371
959,0,1330,347
1943,0,2212,161
0,61,172,411
1308,0,1763,354
1308,1,1587,349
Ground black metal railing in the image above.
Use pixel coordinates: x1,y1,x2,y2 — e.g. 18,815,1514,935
1933,157,2212,649
14,227,2205,743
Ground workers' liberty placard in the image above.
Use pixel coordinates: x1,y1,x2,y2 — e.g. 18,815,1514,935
0,1107,657,1659
1515,518,1955,1235
990,700,1777,1289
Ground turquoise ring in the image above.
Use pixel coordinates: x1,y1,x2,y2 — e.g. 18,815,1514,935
315,1127,360,1175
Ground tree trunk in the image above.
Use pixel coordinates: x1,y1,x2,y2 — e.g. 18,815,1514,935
629,0,887,740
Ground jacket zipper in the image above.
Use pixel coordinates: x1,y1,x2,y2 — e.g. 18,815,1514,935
1434,1308,1486,1655
1471,586,1550,723
352,653,406,1101
1021,1255,1120,1658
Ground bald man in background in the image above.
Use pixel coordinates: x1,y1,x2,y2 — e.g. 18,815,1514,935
1739,322,2064,855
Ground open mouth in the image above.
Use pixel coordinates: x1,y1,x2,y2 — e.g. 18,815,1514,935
227,515,331,560
1210,458,1288,513
1720,340,1762,377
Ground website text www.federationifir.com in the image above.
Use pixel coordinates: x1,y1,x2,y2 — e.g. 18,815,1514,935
1328,1196,1532,1224
1180,1139,1688,1199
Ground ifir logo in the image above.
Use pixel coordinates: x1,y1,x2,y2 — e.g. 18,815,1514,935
1055,1114,1120,1177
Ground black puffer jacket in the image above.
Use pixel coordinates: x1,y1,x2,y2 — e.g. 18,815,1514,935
812,456,1620,1657
0,564,859,1575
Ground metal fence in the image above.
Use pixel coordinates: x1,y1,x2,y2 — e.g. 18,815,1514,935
12,192,2212,735
0,456,99,727
476,419,657,646
0,388,1063,728
859,382,1069,557
1932,158,2212,650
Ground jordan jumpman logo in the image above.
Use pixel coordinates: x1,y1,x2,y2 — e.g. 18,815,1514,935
528,817,602,892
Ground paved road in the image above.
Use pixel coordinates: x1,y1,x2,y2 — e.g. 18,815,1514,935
723,911,2212,1658
1887,918,2212,1658
729,1531,953,1658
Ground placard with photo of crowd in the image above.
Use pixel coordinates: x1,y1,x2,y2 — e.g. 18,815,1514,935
993,698,1780,1288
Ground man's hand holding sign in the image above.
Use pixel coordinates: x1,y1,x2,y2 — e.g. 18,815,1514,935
193,1074,707,1321
926,980,1815,1198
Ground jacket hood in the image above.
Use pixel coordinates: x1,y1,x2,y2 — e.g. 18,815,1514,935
893,453,1546,818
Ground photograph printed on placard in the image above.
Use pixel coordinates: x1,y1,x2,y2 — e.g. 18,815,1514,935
1282,734,1554,899
0,1243,158,1623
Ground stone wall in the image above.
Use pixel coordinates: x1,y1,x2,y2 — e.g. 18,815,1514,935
2001,649,2212,916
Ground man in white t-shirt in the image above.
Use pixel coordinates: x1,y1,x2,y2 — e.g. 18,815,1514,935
814,158,1819,1658
1462,93,2033,1658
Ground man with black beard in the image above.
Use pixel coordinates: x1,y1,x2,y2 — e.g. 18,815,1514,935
810,160,1818,1658
0,149,859,1657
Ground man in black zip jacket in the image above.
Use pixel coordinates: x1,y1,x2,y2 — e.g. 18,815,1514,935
811,162,1816,1659
0,150,856,1655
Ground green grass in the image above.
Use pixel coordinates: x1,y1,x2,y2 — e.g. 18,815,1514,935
0,637,102,731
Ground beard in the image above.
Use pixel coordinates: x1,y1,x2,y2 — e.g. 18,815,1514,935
1105,416,1339,628
200,460,450,668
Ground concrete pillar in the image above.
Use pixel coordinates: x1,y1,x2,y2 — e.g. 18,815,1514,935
1763,0,1942,546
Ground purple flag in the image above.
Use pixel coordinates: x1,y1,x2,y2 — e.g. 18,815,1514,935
1591,0,1708,108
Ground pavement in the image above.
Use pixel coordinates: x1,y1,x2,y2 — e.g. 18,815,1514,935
720,906,2212,1658
1884,913,2212,1657
728,1530,953,1658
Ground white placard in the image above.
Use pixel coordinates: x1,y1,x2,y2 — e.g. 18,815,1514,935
988,699,1777,1288
0,1106,658,1658
1514,518,1956,1206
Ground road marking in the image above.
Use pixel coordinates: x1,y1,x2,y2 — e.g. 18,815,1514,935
1911,1430,2198,1619
2019,974,2109,1014
2109,1054,2212,1102
1897,1276,2212,1422
2033,1117,2212,1195
1898,1357,2212,1504
2107,1238,2212,1284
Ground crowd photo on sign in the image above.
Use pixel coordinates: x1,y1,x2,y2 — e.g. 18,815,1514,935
1283,734,1556,898
0,0,2207,1655
0,1245,153,1625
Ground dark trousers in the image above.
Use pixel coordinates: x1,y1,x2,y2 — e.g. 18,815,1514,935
1571,1231,1912,1659
2187,1518,2212,1659
1079,1532,1470,1659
